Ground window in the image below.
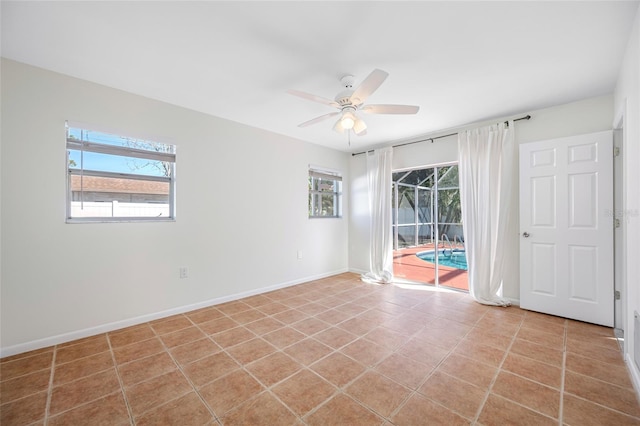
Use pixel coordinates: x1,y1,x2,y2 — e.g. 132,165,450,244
66,123,176,221
308,168,342,218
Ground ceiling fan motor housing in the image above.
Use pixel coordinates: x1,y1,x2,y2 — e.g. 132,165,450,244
335,74,356,106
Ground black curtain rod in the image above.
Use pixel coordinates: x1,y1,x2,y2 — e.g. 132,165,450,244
351,114,531,156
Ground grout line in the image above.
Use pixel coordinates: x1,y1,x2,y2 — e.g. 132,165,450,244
471,308,525,425
106,332,136,426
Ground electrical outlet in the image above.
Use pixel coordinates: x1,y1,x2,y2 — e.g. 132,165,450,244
297,250,303,260
179,267,188,279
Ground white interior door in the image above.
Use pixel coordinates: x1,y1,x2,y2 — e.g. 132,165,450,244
519,131,614,326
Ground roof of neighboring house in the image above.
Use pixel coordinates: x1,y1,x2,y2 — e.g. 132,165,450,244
70,175,169,195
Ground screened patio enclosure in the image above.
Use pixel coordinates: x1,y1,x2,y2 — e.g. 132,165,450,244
392,165,468,290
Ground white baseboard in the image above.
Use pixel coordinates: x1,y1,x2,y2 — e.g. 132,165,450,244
626,353,640,401
0,268,348,358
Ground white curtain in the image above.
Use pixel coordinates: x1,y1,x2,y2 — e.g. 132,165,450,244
458,121,516,306
362,147,394,284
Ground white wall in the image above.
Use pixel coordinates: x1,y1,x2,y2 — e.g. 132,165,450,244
614,4,640,388
349,94,614,300
0,59,350,356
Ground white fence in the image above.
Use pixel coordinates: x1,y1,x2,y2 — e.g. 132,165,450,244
71,201,170,218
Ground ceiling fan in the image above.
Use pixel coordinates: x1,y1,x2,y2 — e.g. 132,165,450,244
287,69,420,136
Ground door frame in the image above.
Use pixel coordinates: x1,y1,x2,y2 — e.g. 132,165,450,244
614,103,627,342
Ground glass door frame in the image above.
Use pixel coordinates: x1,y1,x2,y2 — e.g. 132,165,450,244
391,161,461,289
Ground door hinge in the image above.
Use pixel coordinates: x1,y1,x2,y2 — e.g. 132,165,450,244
615,290,621,300
615,218,621,229
614,147,621,157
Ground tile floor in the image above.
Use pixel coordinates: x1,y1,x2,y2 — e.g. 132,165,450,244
1,272,639,425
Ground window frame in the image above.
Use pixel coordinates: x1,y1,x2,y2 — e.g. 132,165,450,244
65,124,177,223
308,168,342,219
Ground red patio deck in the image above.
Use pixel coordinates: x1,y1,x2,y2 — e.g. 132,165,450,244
393,244,469,291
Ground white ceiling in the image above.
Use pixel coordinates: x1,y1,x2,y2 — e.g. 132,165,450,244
2,1,638,152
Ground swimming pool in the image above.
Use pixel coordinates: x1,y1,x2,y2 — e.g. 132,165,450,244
416,249,468,270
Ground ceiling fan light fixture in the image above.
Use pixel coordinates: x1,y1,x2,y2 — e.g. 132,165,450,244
353,118,367,135
341,109,356,130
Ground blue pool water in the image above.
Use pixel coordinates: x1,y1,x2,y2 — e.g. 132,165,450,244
416,249,468,270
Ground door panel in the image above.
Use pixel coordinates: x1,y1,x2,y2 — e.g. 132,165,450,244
520,131,613,326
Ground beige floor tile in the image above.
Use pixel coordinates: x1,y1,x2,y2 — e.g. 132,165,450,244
314,327,358,349
229,309,267,325
345,371,411,417
564,370,640,418
246,352,302,387
150,315,192,335
391,393,470,426
272,369,336,416
197,317,239,335
516,327,564,350
1,369,51,403
397,337,450,366
169,338,220,366
125,370,192,418
49,368,121,415
262,326,306,349
53,351,113,386
118,351,177,387
311,352,365,388
55,335,110,364
418,371,486,419
566,351,633,388
272,308,309,324
257,302,291,316
0,390,47,425
47,392,130,426
112,337,164,364
452,339,506,367
243,317,284,335
491,371,560,418
374,353,434,390
283,338,333,365
501,352,563,389
199,369,264,416
304,393,384,426
136,392,213,425
215,300,252,316
477,394,557,426
562,393,640,426
226,337,277,365
436,353,497,390
222,391,298,426
364,326,412,350
185,306,225,324
340,338,392,367
209,326,256,348
159,325,206,348
291,317,331,336
182,351,239,387
566,337,625,364
108,325,155,349
509,337,564,367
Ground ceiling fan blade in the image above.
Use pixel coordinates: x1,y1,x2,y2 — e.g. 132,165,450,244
287,89,340,108
298,112,340,127
350,69,389,106
361,104,420,114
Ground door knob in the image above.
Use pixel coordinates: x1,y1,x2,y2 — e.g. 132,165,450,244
522,232,530,238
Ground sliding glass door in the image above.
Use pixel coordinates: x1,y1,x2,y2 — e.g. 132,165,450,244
391,164,467,290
